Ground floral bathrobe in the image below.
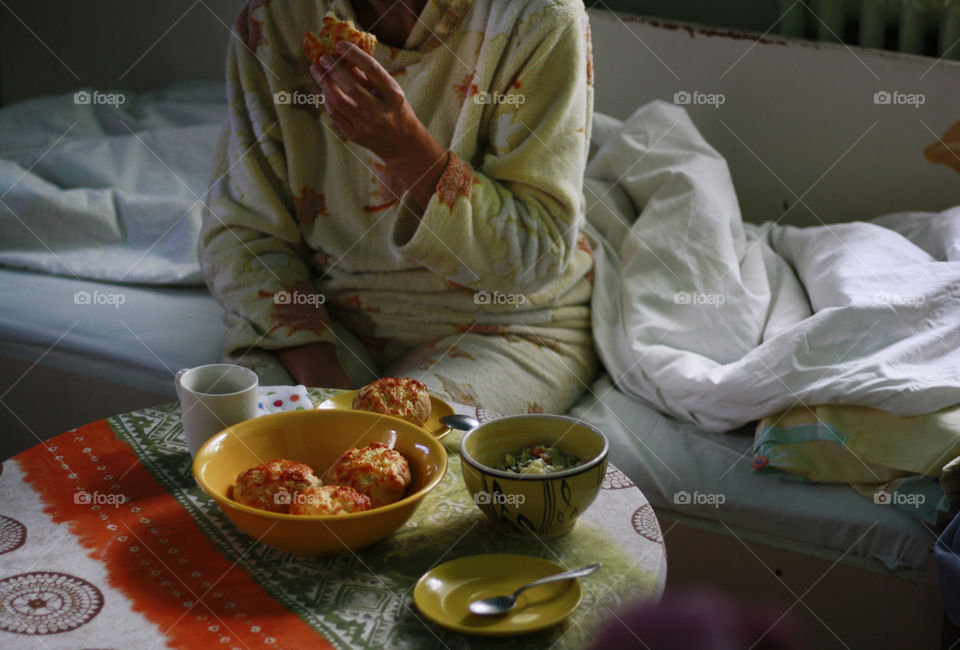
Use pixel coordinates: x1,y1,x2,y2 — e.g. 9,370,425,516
200,0,596,413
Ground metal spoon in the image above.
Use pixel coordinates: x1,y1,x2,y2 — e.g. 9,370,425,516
468,563,601,616
439,413,479,431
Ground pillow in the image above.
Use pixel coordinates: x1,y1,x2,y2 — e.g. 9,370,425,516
754,405,960,524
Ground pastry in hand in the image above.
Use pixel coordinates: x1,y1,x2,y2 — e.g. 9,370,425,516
353,377,432,426
302,12,377,67
329,442,412,507
287,484,371,516
233,459,322,514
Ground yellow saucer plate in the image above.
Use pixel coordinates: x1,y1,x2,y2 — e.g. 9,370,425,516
317,390,455,439
413,554,583,636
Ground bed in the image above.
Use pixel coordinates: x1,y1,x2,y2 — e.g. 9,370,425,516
2,6,959,648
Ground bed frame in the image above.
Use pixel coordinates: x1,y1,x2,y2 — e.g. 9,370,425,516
2,4,960,647
0,357,170,460
662,514,947,648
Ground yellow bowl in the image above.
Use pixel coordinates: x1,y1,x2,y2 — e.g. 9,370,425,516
192,409,447,556
459,415,608,539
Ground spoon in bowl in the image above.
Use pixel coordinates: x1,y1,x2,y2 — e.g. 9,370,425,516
468,563,601,616
439,413,479,431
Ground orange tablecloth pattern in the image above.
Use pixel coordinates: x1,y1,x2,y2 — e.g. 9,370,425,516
0,393,666,649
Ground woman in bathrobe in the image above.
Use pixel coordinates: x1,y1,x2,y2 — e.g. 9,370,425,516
200,0,596,414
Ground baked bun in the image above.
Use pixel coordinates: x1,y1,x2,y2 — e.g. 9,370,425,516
287,484,371,516
353,377,431,426
233,459,322,513
329,442,412,507
302,12,377,66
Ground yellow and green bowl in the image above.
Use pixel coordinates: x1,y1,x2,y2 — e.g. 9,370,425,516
192,409,447,556
460,415,608,539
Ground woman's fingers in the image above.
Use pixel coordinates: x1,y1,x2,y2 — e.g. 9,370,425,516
309,46,377,96
334,42,403,105
350,67,379,97
328,109,356,139
316,70,357,114
323,97,356,138
311,65,358,132
318,55,364,100
318,55,380,110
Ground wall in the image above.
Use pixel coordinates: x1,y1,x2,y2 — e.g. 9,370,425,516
589,0,785,33
0,0,239,106
1,2,958,228
588,11,960,225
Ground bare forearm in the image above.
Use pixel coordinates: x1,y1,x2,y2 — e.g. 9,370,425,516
276,342,353,389
382,127,447,214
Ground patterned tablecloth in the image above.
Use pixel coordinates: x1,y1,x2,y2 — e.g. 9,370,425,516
0,389,666,649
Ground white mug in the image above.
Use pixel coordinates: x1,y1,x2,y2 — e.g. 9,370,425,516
175,364,259,457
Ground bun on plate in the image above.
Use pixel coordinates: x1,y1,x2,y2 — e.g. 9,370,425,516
352,377,432,426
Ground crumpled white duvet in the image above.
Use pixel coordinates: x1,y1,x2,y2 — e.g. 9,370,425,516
0,81,225,285
584,102,960,432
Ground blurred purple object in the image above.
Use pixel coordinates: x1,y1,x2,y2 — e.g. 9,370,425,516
591,588,804,650
935,511,960,627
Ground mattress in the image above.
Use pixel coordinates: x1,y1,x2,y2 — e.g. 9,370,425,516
568,375,933,571
0,268,938,570
0,267,223,397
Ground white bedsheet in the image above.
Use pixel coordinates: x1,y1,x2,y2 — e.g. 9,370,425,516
0,81,226,285
584,102,960,432
0,268,223,396
569,376,933,570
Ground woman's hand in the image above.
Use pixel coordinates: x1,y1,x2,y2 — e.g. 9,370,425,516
311,41,448,212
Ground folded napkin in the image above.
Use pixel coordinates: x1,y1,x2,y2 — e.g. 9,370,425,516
257,385,313,415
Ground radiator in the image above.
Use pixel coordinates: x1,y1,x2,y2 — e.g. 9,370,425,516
777,0,960,59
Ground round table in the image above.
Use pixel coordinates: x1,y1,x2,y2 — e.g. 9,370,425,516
0,388,666,649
